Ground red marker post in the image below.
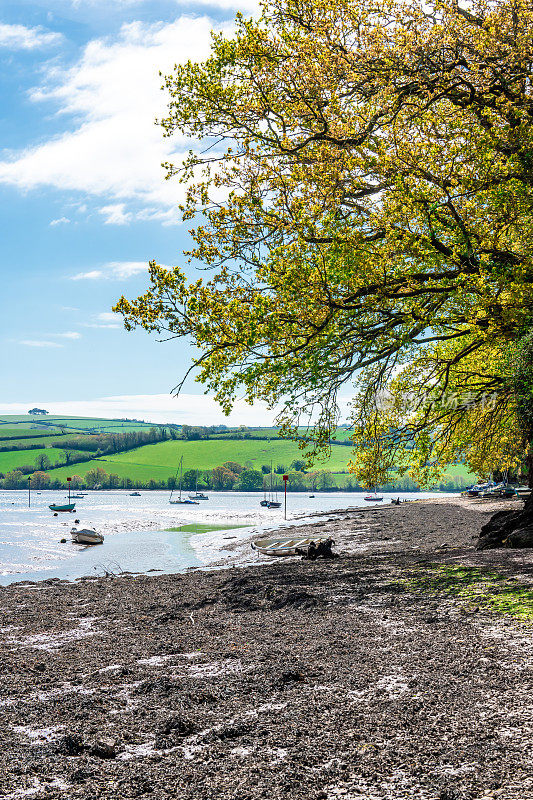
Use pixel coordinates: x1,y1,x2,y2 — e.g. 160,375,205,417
283,474,288,520
67,476,71,504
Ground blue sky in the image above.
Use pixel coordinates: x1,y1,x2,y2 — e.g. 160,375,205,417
0,0,288,424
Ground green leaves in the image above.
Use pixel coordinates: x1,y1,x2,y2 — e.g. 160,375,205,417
115,0,533,480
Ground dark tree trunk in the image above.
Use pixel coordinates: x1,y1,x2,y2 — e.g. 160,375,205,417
476,492,533,550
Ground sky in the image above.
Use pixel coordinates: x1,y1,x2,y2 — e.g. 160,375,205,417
0,0,289,425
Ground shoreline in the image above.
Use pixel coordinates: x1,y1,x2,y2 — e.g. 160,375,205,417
1,498,533,798
2,495,530,587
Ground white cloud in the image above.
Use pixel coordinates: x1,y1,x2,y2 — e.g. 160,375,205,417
19,340,63,348
71,269,104,280
0,393,278,426
50,216,70,225
81,311,121,328
99,203,131,225
0,391,355,426
0,17,229,215
0,23,63,50
51,331,82,339
70,260,149,280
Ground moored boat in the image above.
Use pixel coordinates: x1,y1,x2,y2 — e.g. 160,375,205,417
49,503,76,512
130,492,141,496
169,457,200,504
71,528,104,545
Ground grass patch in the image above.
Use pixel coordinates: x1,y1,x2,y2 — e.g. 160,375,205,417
165,523,249,534
400,564,533,621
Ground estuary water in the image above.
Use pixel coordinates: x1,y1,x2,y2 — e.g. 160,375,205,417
0,489,448,585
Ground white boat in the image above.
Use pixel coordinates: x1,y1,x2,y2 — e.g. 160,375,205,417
189,472,208,500
169,457,200,504
71,528,104,545
364,494,383,502
251,536,330,556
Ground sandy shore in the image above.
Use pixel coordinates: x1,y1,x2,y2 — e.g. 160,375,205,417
1,498,532,799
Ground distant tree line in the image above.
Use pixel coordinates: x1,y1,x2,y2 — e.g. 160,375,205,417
0,458,471,492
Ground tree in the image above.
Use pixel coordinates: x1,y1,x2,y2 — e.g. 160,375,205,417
115,0,533,517
290,460,306,473
182,469,199,490
31,471,50,489
211,465,238,489
238,468,263,490
3,470,24,489
222,461,244,475
287,471,306,490
35,453,51,471
85,467,108,488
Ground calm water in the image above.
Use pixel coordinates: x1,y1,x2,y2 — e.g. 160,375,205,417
0,489,449,584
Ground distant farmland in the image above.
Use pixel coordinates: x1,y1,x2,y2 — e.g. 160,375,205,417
0,414,475,490
41,438,349,483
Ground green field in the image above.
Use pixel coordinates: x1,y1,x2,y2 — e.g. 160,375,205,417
0,414,477,488
0,427,63,441
0,447,75,473
0,415,158,433
43,438,351,483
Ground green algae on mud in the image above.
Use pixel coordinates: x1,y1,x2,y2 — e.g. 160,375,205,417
398,564,533,621
165,523,249,534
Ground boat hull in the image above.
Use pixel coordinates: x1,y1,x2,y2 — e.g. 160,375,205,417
71,529,104,545
49,503,76,512
252,536,329,557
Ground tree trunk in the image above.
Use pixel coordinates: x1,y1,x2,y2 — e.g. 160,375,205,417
476,486,533,550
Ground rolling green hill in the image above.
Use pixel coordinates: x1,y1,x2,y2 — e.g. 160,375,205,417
42,438,349,483
0,414,476,489
0,415,159,433
0,447,75,473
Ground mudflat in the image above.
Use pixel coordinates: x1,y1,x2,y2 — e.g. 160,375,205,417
1,499,532,799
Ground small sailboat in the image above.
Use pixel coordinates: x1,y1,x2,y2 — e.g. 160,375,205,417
364,487,383,502
49,503,76,512
170,457,199,505
130,491,141,497
189,471,208,500
261,463,282,508
71,528,104,545
260,477,269,506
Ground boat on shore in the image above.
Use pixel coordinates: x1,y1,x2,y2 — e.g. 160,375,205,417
49,503,76,512
252,536,330,556
71,528,104,545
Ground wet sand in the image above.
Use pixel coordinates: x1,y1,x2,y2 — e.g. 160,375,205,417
1,498,532,799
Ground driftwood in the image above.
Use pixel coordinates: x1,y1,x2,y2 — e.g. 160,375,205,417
296,538,338,559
